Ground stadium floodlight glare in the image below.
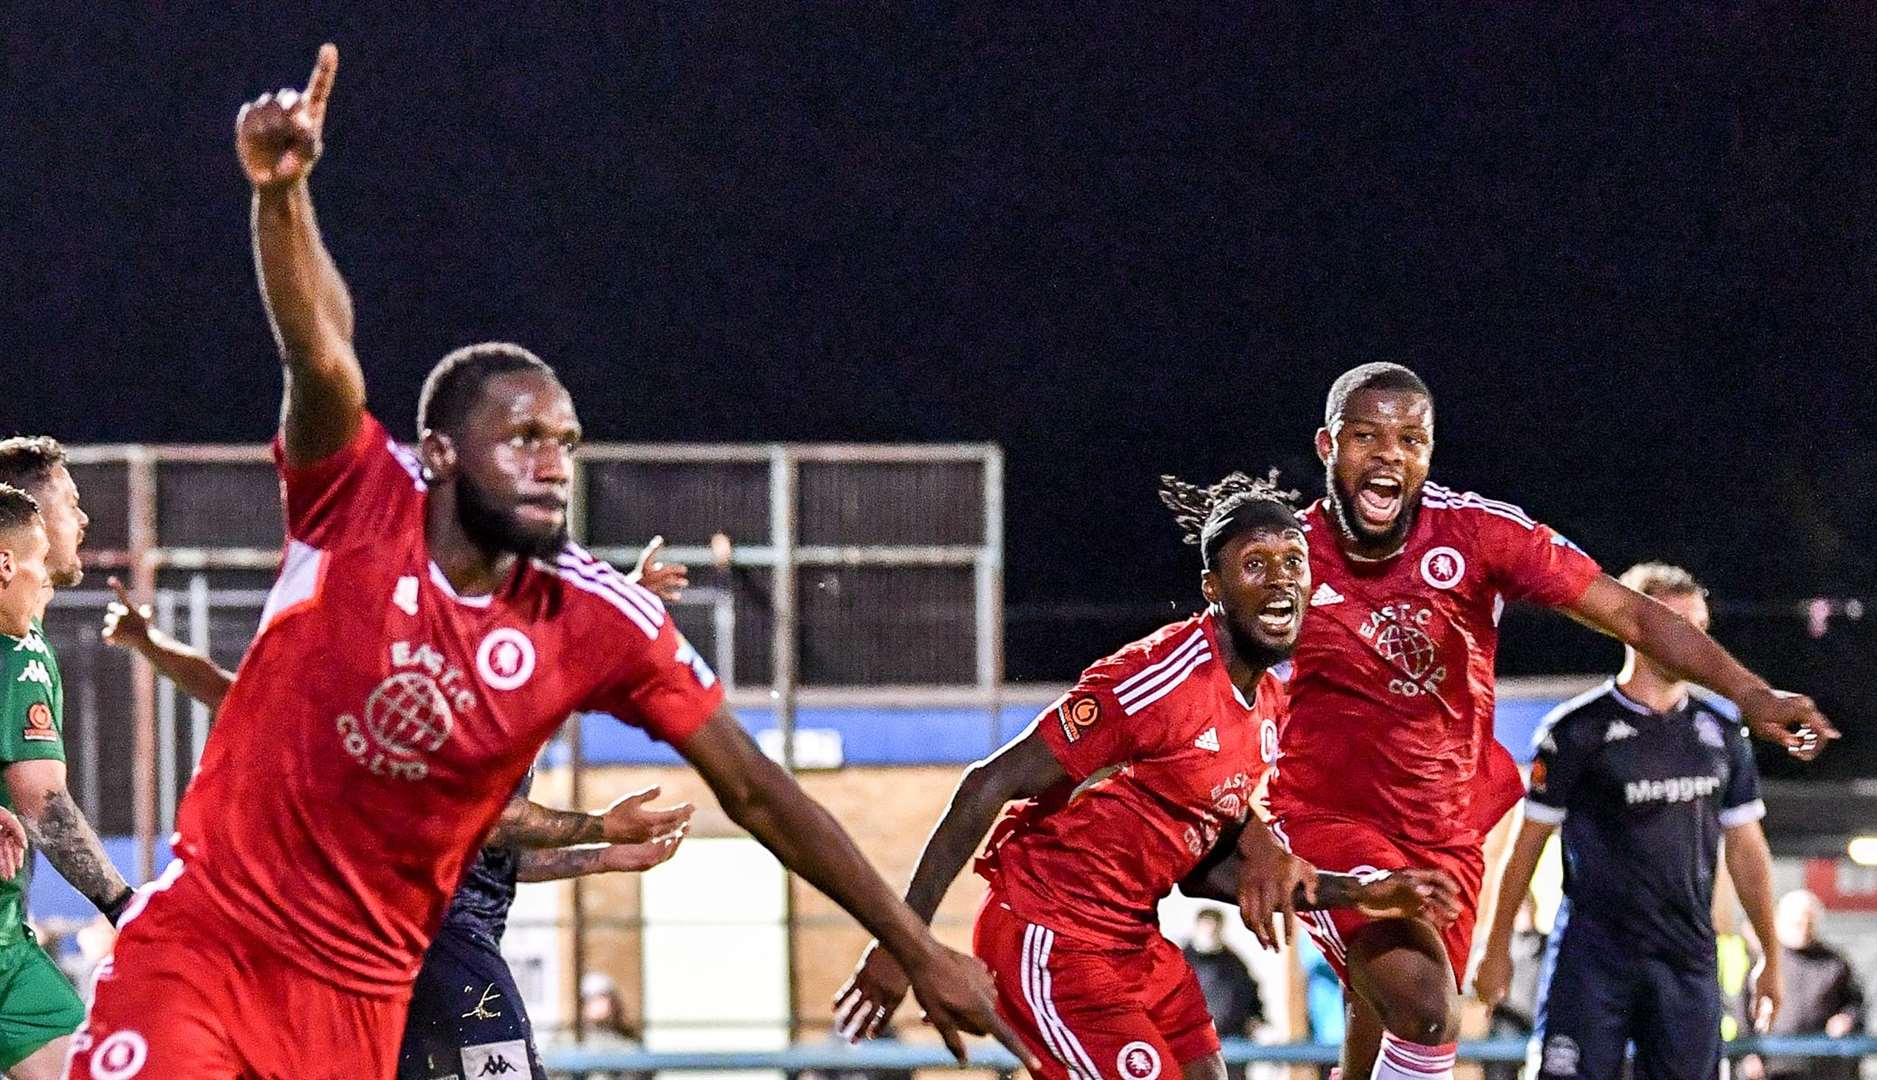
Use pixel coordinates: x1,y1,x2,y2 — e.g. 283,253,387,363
1847,837,1877,866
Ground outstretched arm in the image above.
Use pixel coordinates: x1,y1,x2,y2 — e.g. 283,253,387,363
833,722,1068,1040
676,708,1036,1069
515,833,686,882
102,578,235,712
4,760,131,920
1566,576,1836,758
236,44,366,467
487,787,693,849
1181,819,1463,928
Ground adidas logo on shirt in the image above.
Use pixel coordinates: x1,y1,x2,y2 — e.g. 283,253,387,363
1194,728,1220,752
1605,720,1639,743
1310,583,1344,607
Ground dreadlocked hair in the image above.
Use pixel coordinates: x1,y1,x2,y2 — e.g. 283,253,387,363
1158,471,1302,568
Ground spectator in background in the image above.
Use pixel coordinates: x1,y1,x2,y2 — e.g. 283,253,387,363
1744,891,1864,1080
1184,908,1265,1079
578,973,647,1080
1482,893,1547,1080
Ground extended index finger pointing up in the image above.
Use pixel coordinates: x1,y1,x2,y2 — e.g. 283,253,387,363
303,43,338,122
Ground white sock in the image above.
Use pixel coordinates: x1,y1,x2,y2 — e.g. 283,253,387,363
1370,1034,1456,1079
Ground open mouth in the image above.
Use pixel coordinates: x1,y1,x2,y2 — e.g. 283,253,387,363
1354,474,1403,528
1257,594,1299,637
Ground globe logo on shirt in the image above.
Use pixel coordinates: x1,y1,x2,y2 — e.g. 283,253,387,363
365,671,456,756
1374,622,1436,679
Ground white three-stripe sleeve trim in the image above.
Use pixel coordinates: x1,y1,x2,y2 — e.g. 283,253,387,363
1114,630,1207,699
559,556,665,626
559,570,660,639
1121,648,1212,716
1719,799,1767,828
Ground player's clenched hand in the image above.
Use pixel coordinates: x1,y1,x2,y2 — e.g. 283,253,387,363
1751,957,1782,1033
596,786,694,844
633,536,690,603
1351,868,1462,926
101,576,153,651
0,807,24,881
833,941,910,1043
236,43,338,190
1739,687,1837,761
1472,943,1513,1007
902,943,1040,1071
1234,817,1316,950
597,829,686,873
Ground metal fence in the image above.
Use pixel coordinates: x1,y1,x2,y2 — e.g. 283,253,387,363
55,440,1004,878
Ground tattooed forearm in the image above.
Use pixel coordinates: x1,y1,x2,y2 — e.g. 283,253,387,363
515,846,611,883
486,798,601,849
23,787,130,912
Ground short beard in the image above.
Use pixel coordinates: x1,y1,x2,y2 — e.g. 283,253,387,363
456,479,567,561
1222,611,1294,674
1325,462,1419,555
51,564,82,588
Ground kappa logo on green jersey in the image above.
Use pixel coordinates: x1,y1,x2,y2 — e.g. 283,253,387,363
15,660,51,688
11,632,46,656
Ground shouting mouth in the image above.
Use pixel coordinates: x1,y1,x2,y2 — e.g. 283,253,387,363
1257,594,1299,637
1354,474,1404,528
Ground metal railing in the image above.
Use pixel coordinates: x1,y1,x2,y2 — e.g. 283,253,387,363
539,1035,1877,1075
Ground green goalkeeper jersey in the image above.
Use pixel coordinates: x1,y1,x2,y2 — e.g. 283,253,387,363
0,620,65,948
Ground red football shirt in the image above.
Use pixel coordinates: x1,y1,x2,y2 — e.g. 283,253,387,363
169,414,724,995
979,613,1286,948
1267,484,1601,846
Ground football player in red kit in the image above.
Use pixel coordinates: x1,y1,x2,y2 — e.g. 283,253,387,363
834,474,1461,1080
1231,363,1834,1080
66,45,1028,1080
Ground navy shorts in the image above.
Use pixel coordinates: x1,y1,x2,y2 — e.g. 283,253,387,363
1532,910,1722,1080
398,925,547,1080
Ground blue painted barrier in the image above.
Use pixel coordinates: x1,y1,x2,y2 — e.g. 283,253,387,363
540,1035,1877,1073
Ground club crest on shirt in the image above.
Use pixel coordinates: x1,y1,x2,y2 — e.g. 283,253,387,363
1542,1034,1579,1076
477,628,537,692
1056,693,1101,744
1695,714,1726,749
1420,546,1467,589
90,1030,149,1080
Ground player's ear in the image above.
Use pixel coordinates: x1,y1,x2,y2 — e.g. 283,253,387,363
0,549,13,586
1315,427,1333,464
418,429,457,483
1200,570,1221,607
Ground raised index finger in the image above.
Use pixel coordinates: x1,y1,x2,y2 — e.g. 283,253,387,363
108,575,133,606
303,43,339,123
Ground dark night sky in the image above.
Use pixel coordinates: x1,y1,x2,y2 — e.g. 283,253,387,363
3,5,1874,683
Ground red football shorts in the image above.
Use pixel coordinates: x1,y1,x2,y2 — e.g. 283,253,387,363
67,861,409,1080
1270,815,1485,988
974,894,1219,1080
